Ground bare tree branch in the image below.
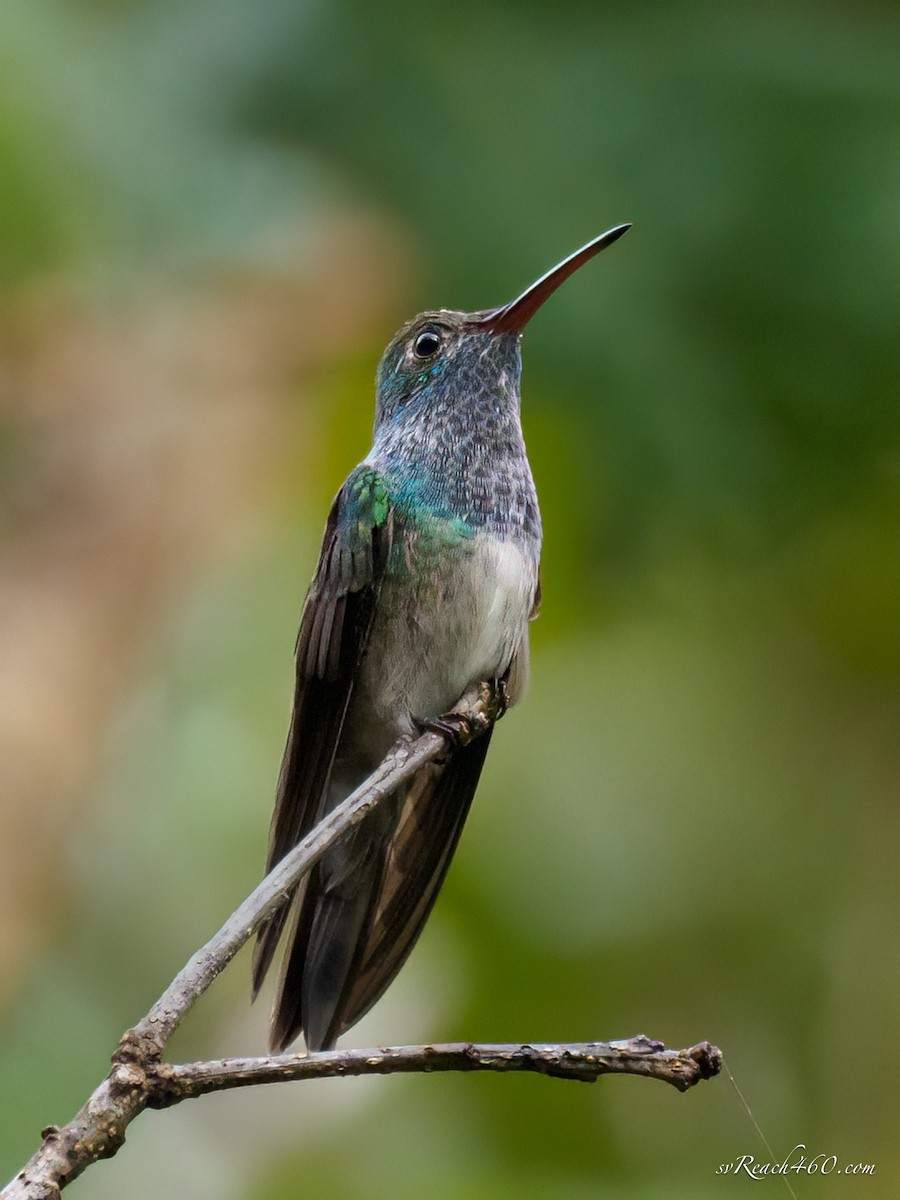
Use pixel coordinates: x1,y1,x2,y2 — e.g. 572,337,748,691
123,716,463,1059
153,1037,722,1099
2,684,721,1200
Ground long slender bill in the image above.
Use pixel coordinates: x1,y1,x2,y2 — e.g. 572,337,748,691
475,223,631,335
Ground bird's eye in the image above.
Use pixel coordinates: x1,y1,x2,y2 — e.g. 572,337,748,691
413,329,442,358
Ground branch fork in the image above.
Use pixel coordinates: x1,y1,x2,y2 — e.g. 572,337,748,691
3,685,721,1199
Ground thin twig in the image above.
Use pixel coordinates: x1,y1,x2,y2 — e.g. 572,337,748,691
1,684,721,1200
2,687,493,1199
123,724,448,1057
152,1038,722,1100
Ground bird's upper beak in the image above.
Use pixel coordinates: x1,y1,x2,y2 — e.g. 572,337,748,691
472,223,631,335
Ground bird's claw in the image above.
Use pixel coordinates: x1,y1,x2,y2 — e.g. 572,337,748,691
420,678,508,748
420,711,484,747
491,676,511,720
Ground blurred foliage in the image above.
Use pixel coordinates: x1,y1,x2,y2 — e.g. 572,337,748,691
0,1,897,1198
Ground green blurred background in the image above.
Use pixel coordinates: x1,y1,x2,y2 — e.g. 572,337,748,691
1,1,897,1196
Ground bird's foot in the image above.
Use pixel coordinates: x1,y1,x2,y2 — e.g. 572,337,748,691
491,675,511,720
420,711,484,747
419,679,507,748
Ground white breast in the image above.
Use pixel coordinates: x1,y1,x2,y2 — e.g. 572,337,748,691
364,537,537,730
463,539,535,687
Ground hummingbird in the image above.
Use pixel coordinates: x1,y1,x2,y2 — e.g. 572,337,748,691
252,224,631,1053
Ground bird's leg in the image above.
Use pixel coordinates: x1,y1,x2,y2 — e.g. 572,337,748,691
418,679,507,748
